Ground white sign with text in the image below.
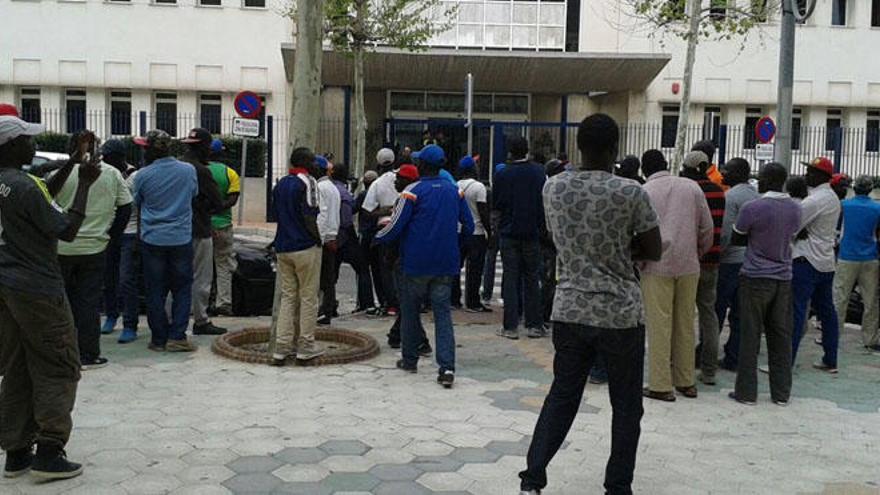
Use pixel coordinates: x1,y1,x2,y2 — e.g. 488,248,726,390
232,118,260,138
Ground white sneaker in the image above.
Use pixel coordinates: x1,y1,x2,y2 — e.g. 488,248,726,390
758,365,769,374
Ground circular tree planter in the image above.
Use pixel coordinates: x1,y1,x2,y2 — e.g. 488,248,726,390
212,326,380,366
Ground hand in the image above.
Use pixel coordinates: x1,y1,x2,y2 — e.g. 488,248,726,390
78,152,103,187
325,240,338,253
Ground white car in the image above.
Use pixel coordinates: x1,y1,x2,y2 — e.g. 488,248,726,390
25,151,70,176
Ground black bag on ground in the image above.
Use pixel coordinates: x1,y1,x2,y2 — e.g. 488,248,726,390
231,242,276,317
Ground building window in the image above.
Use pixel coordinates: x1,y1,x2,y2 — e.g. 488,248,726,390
792,108,802,151
867,110,880,153
832,0,847,25
873,0,880,27
200,94,222,134
200,0,221,5
702,106,722,145
709,0,727,20
65,89,86,134
109,91,132,136
19,88,41,124
243,0,265,6
661,106,679,149
744,107,763,149
826,109,843,151
493,95,528,114
154,0,176,4
155,92,178,136
565,0,580,51
795,0,808,23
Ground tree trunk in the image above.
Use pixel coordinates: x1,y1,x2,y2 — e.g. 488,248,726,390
672,0,701,173
288,0,325,151
353,47,367,181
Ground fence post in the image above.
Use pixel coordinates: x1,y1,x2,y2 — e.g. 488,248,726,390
718,125,728,166
559,95,568,156
833,127,843,173
138,111,147,137
343,87,352,167
266,115,275,223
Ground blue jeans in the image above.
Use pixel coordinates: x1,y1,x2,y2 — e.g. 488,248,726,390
141,241,194,345
715,262,742,367
791,259,838,367
501,238,543,331
118,234,141,330
400,275,455,372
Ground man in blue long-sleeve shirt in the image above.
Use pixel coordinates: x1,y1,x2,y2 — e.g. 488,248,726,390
376,144,474,388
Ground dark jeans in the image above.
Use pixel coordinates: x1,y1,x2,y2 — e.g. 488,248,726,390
103,235,122,319
453,235,488,308
117,234,141,330
376,243,399,309
501,238,543,330
791,259,839,367
59,252,106,362
520,322,644,494
716,262,742,368
362,231,387,308
482,240,499,301
336,228,375,310
400,275,455,372
319,246,337,317
141,241,193,345
0,286,80,451
735,277,793,402
387,265,429,347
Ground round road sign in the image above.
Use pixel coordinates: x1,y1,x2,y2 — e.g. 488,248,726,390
234,91,262,119
755,116,776,144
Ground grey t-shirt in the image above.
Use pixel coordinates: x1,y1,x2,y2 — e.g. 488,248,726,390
544,170,658,329
719,183,760,265
0,168,70,296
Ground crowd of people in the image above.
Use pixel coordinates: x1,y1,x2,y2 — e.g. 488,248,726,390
2,99,879,493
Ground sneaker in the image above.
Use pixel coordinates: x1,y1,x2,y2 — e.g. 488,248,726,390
588,373,608,385
269,356,287,367
675,386,698,398
295,345,326,362
465,305,493,313
520,490,541,495
317,315,332,326
214,305,234,317
728,391,756,406
166,339,197,353
101,317,117,335
527,327,547,339
496,328,519,340
865,344,880,354
147,342,166,352
192,322,227,336
396,359,417,374
388,340,401,350
118,328,138,344
80,357,109,370
418,342,433,357
773,398,790,407
352,306,374,314
438,370,455,389
366,307,383,316
814,336,823,346
699,373,716,386
3,447,33,478
30,444,83,481
758,365,769,374
812,361,838,374
386,307,399,317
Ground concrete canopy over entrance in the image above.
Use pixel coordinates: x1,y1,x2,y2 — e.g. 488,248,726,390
280,45,670,94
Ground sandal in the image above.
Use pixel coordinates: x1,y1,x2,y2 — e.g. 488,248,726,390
642,388,676,402
676,386,698,398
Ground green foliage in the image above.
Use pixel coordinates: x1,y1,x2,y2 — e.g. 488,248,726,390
629,0,776,42
32,132,70,153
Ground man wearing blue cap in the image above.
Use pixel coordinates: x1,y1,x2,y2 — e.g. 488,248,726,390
206,140,241,316
454,155,492,312
376,144,474,388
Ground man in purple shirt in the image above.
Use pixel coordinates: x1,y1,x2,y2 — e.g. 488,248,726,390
729,163,801,406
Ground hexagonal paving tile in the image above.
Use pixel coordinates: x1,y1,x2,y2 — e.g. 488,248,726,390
369,463,424,481
119,473,182,494
222,473,283,493
448,447,503,464
372,481,433,495
273,447,328,465
177,465,236,484
319,454,376,473
181,448,239,466
317,440,371,456
321,472,381,492
270,482,332,494
272,464,331,483
485,440,528,456
363,448,415,465
226,455,284,474
410,455,464,473
417,472,474,492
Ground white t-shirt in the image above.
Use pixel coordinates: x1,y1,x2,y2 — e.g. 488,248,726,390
458,178,487,236
124,169,139,235
363,171,399,212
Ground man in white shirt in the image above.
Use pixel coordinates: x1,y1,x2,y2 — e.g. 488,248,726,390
315,155,341,325
791,157,841,373
455,156,492,312
361,148,401,315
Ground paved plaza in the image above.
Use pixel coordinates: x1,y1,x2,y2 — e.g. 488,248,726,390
2,305,880,495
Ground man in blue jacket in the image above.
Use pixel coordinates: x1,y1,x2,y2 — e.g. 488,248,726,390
376,144,474,388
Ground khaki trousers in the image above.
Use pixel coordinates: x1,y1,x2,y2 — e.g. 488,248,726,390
273,247,322,359
642,273,700,392
212,226,237,309
833,260,880,346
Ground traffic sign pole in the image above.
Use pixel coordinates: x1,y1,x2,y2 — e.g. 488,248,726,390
237,139,248,226
465,73,474,157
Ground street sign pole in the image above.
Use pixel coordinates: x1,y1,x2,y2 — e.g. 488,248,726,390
774,1,796,171
232,90,262,226
237,138,248,226
465,73,474,157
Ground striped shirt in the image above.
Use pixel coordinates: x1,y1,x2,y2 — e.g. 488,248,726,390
695,179,726,266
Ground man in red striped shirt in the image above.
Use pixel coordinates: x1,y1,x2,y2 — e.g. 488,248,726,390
681,151,726,386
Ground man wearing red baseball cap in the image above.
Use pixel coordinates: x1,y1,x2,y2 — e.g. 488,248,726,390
791,156,841,373
0,103,20,117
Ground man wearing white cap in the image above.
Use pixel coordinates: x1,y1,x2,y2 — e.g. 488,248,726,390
362,148,401,316
0,115,102,480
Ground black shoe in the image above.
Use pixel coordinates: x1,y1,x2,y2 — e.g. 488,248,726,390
418,342,433,357
192,322,227,336
465,305,493,313
438,370,455,388
80,357,109,370
3,447,33,478
366,307,383,316
718,359,738,372
214,305,234,317
317,315,332,326
270,357,287,367
396,359,417,374
387,340,401,350
728,391,756,406
31,444,83,481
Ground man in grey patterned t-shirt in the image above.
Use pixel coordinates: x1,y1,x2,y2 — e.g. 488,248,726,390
518,114,662,495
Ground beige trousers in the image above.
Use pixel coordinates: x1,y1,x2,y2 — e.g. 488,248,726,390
833,260,880,347
273,247,322,359
643,273,700,392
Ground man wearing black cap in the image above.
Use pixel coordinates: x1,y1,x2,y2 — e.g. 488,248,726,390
179,128,226,336
615,155,644,184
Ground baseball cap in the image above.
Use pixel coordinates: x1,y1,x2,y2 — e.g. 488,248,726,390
804,156,834,176
210,139,225,154
180,128,212,145
494,163,507,175
830,173,850,188
133,130,173,151
0,103,20,117
412,144,445,167
459,155,476,170
363,170,378,182
682,150,709,170
0,115,45,146
101,138,128,157
376,148,395,166
397,164,419,181
315,155,329,170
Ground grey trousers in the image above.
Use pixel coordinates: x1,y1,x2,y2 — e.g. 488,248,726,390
191,236,214,325
697,267,720,379
735,277,793,403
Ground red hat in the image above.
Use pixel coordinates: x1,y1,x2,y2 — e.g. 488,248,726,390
830,173,849,187
804,157,834,176
0,103,20,117
397,164,419,181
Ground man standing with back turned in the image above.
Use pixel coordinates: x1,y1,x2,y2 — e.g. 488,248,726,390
518,114,661,495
